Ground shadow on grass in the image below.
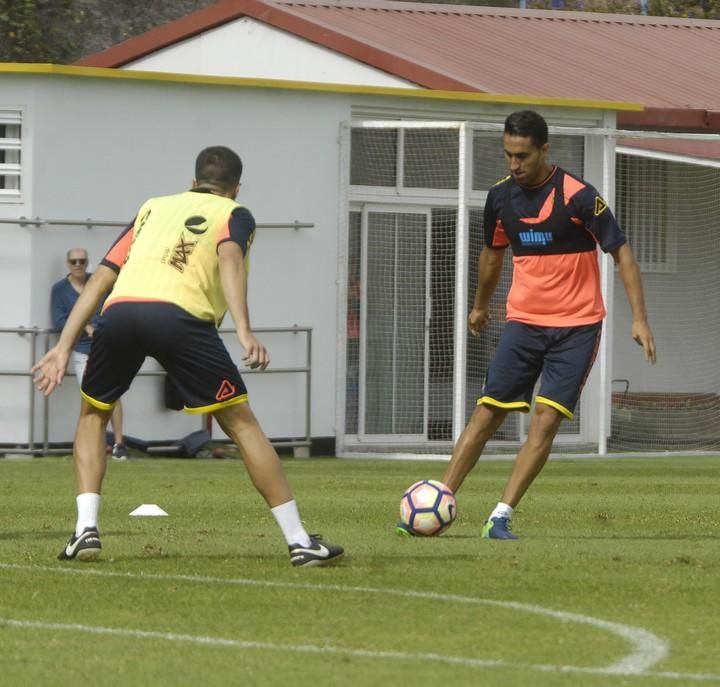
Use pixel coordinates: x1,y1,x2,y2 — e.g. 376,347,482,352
0,528,162,541
531,534,720,541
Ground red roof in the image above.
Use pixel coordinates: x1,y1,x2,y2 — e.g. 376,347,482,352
76,0,720,130
618,137,720,163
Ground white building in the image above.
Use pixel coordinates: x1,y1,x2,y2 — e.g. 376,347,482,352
0,64,635,455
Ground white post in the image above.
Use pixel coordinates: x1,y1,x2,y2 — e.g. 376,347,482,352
335,122,351,456
452,124,471,444
597,118,618,456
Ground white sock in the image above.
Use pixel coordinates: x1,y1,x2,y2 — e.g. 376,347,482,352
76,493,101,536
489,502,513,521
270,500,311,547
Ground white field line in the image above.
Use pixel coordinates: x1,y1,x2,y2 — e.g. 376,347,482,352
1,563,717,682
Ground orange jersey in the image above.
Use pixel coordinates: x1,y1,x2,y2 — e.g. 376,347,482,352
484,167,626,326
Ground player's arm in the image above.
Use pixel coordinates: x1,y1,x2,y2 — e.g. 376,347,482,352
469,187,507,336
611,243,656,364
469,246,505,336
32,266,118,395
218,236,268,371
218,241,268,370
576,185,657,365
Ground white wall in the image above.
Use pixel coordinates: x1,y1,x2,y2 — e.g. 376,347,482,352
2,73,352,445
127,18,419,89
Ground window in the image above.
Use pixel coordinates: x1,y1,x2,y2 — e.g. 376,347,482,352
615,154,675,273
0,110,22,201
350,127,459,190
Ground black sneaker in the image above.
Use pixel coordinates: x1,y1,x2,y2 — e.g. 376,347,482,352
111,443,128,461
58,527,102,561
288,535,344,567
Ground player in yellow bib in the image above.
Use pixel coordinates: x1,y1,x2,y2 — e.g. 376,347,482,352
33,146,343,567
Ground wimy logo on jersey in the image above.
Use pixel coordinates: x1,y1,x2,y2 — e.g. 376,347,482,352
518,231,553,246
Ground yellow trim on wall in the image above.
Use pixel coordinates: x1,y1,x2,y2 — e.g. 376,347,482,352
0,63,644,112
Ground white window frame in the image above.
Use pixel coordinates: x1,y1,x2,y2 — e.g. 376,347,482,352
357,204,432,444
0,109,23,203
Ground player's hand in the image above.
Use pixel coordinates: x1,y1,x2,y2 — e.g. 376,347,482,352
31,347,69,396
468,308,491,337
238,330,270,370
631,320,657,365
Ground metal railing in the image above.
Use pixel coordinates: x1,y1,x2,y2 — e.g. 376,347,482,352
0,325,312,457
0,217,315,230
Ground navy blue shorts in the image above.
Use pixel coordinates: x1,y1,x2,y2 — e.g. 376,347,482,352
81,301,248,413
479,320,602,419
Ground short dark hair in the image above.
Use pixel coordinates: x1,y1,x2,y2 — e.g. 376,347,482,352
195,146,243,192
504,110,549,148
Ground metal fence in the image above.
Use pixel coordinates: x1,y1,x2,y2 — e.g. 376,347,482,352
0,325,312,457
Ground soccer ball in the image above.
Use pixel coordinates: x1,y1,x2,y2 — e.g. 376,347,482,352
399,480,457,536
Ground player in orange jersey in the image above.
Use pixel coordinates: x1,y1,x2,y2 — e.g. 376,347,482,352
398,110,656,539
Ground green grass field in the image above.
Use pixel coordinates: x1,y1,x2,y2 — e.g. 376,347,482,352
1,454,719,687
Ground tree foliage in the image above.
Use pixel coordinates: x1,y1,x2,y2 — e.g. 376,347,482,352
0,0,717,64
0,0,216,63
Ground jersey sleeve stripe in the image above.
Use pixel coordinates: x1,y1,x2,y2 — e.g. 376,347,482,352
104,222,134,268
491,220,510,247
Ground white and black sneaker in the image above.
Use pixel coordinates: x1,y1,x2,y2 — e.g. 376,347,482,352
288,535,344,568
58,527,102,561
111,443,129,461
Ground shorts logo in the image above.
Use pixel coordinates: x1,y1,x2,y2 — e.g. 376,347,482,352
594,197,608,216
184,215,209,235
215,379,237,401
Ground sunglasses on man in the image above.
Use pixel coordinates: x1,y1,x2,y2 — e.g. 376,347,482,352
68,258,88,266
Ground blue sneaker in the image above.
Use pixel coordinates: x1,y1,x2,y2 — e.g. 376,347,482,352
395,521,416,537
481,516,518,540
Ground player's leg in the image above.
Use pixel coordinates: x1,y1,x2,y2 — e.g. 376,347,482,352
58,399,113,561
397,321,542,537
110,399,128,460
212,402,343,567
482,323,602,540
214,402,293,507
59,303,145,560
482,404,563,540
446,321,542,493
473,322,547,540
74,399,113,494
395,404,506,537
441,403,507,493
500,403,564,508
155,306,343,567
